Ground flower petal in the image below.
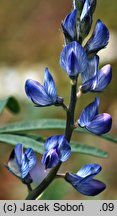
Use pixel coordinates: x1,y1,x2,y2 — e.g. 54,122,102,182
25,79,52,106
65,172,80,185
81,55,99,83
84,19,109,55
42,149,59,169
86,113,112,134
78,97,100,127
77,163,101,178
80,77,94,93
74,179,106,196
21,154,30,178
44,135,71,164
58,137,71,162
7,149,21,178
91,64,112,91
44,135,64,151
66,51,79,77
14,143,23,167
60,41,88,77
65,163,106,196
25,148,37,170
63,9,77,38
44,67,57,102
65,164,106,196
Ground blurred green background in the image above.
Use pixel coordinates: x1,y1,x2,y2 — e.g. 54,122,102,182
0,0,117,200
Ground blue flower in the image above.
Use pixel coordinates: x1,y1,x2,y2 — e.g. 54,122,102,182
78,97,112,134
80,55,112,92
42,135,71,169
62,9,77,40
84,19,109,55
79,0,92,40
25,67,63,107
5,143,37,184
65,163,106,196
60,41,88,78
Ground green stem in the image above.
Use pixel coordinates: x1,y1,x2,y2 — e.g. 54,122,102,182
26,79,77,200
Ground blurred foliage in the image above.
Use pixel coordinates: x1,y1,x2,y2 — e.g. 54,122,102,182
0,0,116,65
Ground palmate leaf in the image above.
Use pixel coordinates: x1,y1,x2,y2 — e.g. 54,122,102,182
0,96,20,114
0,133,108,158
0,119,116,144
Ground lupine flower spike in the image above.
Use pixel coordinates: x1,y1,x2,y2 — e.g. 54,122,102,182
22,0,112,200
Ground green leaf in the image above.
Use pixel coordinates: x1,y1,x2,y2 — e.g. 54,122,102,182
0,96,20,114
0,119,116,144
0,119,65,133
70,141,108,158
0,132,108,158
17,134,108,158
24,134,108,158
0,134,44,154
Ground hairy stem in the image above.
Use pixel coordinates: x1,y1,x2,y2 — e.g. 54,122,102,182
26,79,77,200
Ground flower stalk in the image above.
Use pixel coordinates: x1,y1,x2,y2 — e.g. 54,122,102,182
26,78,77,200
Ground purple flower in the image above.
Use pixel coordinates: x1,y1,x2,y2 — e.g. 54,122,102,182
65,163,106,196
78,97,112,134
25,67,63,107
5,144,37,184
42,135,71,169
84,19,109,55
60,41,88,78
80,55,112,92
